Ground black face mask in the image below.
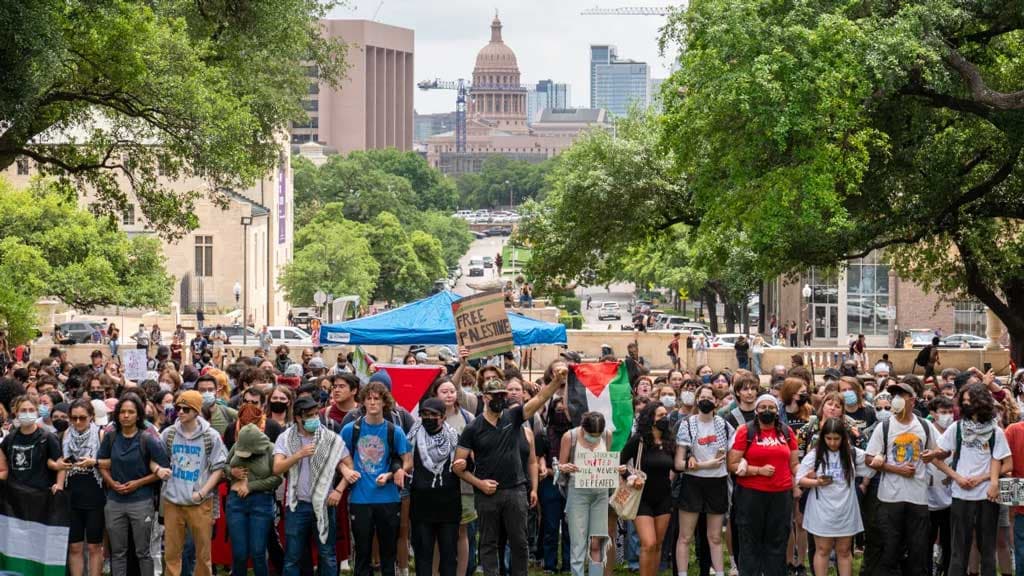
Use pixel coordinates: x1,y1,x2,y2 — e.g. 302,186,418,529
960,404,976,418
487,396,506,413
796,394,809,406
53,420,69,433
654,418,669,432
422,417,442,435
88,391,104,401
269,401,288,414
697,399,715,414
757,411,777,425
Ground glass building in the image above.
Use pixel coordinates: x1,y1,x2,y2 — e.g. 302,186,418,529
590,45,649,116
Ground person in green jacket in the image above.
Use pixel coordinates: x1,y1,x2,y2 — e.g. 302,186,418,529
225,423,282,576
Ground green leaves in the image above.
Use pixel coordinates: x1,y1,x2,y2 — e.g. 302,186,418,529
0,0,348,237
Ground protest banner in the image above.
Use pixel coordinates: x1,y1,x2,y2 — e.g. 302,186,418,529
574,450,621,489
452,290,513,360
121,348,148,382
999,477,1024,506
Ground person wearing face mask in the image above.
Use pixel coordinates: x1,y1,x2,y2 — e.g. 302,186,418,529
657,386,679,419
557,411,614,576
408,398,462,576
837,377,875,445
224,423,283,576
51,402,71,438
676,377,699,418
0,394,65,493
153,390,228,576
727,394,798,576
674,385,735,576
63,399,105,576
619,402,676,576
865,379,943,576
778,378,812,575
274,395,352,576
930,384,1009,576
453,361,565,576
195,373,237,436
924,395,955,576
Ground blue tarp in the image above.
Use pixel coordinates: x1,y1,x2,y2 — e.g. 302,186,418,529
318,291,567,346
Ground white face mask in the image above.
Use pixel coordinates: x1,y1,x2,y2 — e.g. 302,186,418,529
936,413,954,429
660,395,676,409
680,391,696,406
891,395,906,414
876,409,891,423
17,412,38,426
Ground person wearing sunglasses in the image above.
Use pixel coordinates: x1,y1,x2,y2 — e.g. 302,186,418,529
64,399,105,576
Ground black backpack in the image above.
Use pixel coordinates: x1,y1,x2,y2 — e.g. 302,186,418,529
915,345,932,367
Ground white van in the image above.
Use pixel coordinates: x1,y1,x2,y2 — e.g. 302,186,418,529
267,326,313,344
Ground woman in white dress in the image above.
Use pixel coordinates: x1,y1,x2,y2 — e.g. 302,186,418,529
796,417,873,576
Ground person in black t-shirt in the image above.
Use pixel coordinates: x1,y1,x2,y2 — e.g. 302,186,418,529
409,398,461,576
0,394,64,492
63,399,106,576
453,363,565,576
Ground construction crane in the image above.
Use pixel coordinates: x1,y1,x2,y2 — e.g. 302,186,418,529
580,6,672,16
417,78,469,153
417,79,529,154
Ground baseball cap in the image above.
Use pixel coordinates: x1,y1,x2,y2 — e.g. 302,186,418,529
293,396,319,415
420,398,445,416
284,363,304,378
482,379,507,395
308,357,326,370
886,381,916,398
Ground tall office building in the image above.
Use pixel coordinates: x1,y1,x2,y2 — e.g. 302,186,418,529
590,44,649,116
413,111,458,145
526,80,571,125
292,20,414,154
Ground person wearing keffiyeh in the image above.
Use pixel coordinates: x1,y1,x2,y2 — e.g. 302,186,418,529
272,395,351,576
63,399,106,576
409,398,462,576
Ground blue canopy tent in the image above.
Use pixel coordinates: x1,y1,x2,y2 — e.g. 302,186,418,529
318,290,567,346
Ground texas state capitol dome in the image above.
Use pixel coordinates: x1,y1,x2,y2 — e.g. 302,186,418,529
467,13,528,133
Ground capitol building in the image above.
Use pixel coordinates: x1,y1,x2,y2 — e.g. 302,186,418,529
425,15,608,175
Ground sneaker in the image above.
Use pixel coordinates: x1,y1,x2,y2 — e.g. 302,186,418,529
339,560,350,572
728,567,738,576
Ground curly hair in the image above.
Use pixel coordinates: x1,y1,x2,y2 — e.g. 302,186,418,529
957,383,996,423
359,381,395,415
632,401,676,454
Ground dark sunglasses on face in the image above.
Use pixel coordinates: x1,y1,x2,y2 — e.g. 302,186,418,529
178,406,195,414
242,399,261,406
70,415,89,422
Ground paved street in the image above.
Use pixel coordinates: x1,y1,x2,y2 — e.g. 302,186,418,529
453,235,508,295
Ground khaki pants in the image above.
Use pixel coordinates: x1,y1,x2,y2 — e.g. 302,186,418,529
163,499,214,576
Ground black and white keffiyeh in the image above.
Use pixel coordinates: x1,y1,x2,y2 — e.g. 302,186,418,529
408,420,458,488
63,422,102,486
284,424,346,544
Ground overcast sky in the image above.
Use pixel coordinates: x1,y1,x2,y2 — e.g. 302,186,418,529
328,0,679,114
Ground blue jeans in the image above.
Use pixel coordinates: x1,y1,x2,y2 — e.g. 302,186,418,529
227,491,275,576
284,501,337,576
565,486,609,576
539,477,569,572
625,520,639,570
752,352,762,376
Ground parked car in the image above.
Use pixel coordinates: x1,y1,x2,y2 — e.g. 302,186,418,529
484,227,512,236
907,329,939,348
940,333,990,348
201,325,260,344
711,333,745,348
470,231,487,240
597,302,622,321
448,265,462,280
468,259,485,276
482,256,494,268
266,326,312,344
58,321,107,344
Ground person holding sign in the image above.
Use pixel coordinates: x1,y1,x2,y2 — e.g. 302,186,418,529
673,384,734,576
557,412,616,576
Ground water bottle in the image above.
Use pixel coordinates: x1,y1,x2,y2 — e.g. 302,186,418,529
552,457,560,484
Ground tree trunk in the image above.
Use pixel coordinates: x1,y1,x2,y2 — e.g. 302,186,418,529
703,288,719,334
724,298,736,333
758,280,766,335
1001,283,1024,367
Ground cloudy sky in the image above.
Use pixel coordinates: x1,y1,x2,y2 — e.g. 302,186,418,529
328,0,680,114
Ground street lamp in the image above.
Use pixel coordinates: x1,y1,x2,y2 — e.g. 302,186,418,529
233,282,241,305
505,179,512,212
240,215,253,344
801,283,812,347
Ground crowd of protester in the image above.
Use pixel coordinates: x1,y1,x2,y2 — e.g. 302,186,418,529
0,331,1023,576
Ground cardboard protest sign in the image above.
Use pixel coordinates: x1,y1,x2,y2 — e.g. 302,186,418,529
121,348,148,382
452,290,513,359
999,477,1024,506
574,450,621,489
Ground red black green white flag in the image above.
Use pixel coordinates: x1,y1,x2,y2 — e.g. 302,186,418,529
567,361,634,451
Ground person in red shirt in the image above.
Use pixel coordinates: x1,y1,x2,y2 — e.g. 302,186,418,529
1003,418,1024,576
728,394,799,576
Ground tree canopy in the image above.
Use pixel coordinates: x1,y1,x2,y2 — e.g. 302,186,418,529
0,0,347,238
456,156,554,210
655,0,1024,359
0,178,173,341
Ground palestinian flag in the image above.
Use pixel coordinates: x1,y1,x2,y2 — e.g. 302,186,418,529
567,361,634,451
0,481,70,576
352,346,375,384
377,364,444,413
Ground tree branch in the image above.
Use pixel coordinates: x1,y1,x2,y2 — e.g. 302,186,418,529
953,235,1024,337
943,48,1024,110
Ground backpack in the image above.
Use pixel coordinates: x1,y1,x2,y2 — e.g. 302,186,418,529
351,416,403,476
163,426,215,465
951,421,996,471
880,415,932,473
915,346,932,367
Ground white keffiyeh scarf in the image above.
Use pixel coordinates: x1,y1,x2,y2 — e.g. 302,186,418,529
285,424,346,544
63,423,102,486
408,421,458,488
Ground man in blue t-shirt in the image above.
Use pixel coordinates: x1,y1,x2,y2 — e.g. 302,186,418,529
341,381,412,576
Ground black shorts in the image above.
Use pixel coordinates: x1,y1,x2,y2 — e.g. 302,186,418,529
637,494,673,518
676,475,729,515
70,507,104,544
